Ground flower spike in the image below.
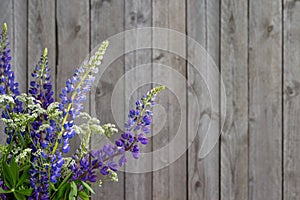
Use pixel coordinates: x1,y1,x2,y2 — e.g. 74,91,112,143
53,40,109,154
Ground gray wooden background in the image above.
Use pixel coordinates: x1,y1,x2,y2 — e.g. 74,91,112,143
0,0,299,199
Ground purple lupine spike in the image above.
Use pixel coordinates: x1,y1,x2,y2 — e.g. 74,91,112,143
29,158,50,199
69,86,164,185
113,86,165,162
0,23,23,144
28,48,58,150
0,23,19,97
56,41,109,154
29,151,65,199
29,48,54,108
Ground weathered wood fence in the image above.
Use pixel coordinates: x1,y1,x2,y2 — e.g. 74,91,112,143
0,0,299,199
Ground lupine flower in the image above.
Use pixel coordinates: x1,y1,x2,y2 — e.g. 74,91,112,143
69,86,165,184
49,151,64,183
29,156,50,199
29,150,65,199
54,40,109,154
0,23,23,144
118,86,164,160
29,48,54,108
0,23,20,97
28,48,57,150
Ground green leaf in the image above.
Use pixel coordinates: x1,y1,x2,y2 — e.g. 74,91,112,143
71,181,77,195
8,158,19,186
64,186,70,200
80,181,95,194
2,175,11,189
0,188,12,194
78,191,89,200
16,165,30,188
54,183,68,200
51,173,72,200
16,188,33,196
19,164,30,172
13,191,26,200
68,182,77,200
50,182,57,192
68,193,76,200
56,172,72,191
2,160,14,187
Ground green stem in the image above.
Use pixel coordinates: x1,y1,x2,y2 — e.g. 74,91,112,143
51,67,91,154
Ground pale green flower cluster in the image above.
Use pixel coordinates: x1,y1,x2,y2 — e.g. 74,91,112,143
107,169,118,182
73,112,118,157
86,40,109,72
101,123,118,138
96,170,118,188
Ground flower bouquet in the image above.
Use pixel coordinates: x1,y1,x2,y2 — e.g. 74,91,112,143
0,23,164,200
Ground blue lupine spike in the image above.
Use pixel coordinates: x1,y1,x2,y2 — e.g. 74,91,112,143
29,48,54,108
68,86,164,185
0,23,20,97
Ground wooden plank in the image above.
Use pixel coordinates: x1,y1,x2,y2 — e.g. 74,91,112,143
56,0,89,155
13,0,27,93
165,1,187,200
283,0,300,199
249,0,282,199
0,0,13,46
187,0,220,199
220,0,248,199
28,0,55,94
124,1,152,200
90,0,125,199
152,0,187,199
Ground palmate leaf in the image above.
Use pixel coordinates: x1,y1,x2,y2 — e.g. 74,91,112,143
16,165,31,188
13,191,26,200
2,159,17,188
1,159,32,198
15,188,33,196
12,188,33,200
0,188,12,194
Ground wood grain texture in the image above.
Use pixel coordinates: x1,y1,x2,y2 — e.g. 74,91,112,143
125,1,152,200
13,0,27,93
152,0,187,200
56,0,89,154
91,0,125,199
168,2,187,199
249,0,282,199
283,0,300,199
0,0,13,46
187,0,220,199
28,0,55,94
220,0,248,199
1,1,300,199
